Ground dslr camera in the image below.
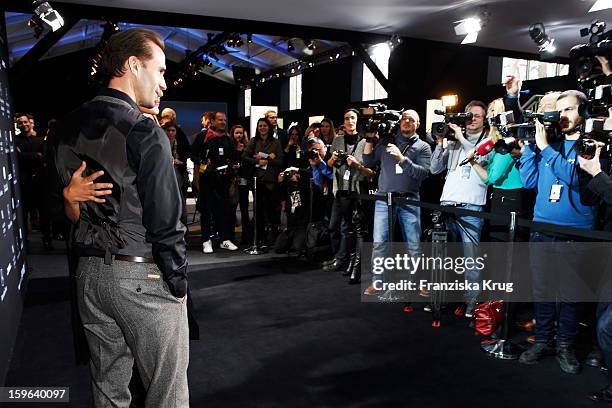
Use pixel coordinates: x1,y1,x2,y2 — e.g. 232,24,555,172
333,150,350,168
431,110,473,140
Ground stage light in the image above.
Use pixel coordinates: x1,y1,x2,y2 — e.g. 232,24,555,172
32,0,64,32
442,95,458,108
529,23,556,53
455,17,481,44
304,39,316,50
247,33,253,44
589,0,612,12
287,40,295,52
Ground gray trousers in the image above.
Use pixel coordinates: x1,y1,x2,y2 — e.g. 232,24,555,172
76,257,189,407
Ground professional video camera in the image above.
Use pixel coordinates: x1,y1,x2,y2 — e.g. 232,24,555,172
570,20,612,88
573,117,612,159
363,103,403,141
431,110,473,140
580,84,612,119
497,110,562,143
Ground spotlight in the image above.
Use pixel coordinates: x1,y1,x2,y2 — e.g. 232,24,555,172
235,36,244,47
247,33,253,44
287,39,295,52
32,0,64,32
529,23,556,53
454,17,481,44
304,39,316,50
442,95,458,108
589,0,612,12
387,34,402,49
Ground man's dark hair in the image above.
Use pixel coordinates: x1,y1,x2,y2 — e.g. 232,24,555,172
100,28,164,80
464,100,486,113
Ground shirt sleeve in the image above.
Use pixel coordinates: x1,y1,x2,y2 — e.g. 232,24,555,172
126,120,188,297
430,144,448,175
484,152,514,186
400,142,431,181
587,172,612,205
519,144,539,189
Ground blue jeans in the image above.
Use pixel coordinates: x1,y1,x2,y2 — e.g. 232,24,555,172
328,195,355,263
445,204,484,300
371,200,421,285
530,232,582,345
598,303,612,369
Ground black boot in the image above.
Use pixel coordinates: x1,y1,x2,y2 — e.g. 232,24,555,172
343,253,356,276
348,242,362,284
557,343,581,374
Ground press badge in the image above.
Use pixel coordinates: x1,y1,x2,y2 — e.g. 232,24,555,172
343,169,351,181
395,163,403,174
461,166,471,180
549,182,563,203
218,147,224,156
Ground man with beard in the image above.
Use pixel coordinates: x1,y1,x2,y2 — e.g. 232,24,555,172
518,90,597,375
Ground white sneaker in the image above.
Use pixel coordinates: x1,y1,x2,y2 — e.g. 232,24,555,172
220,240,238,251
202,240,213,253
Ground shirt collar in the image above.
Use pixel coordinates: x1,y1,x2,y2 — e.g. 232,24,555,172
99,88,140,111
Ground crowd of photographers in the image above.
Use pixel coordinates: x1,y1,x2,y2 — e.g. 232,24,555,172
13,49,612,403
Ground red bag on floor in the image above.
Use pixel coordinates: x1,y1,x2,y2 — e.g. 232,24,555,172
473,301,504,336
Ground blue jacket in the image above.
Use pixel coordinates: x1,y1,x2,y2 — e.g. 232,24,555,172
519,140,596,228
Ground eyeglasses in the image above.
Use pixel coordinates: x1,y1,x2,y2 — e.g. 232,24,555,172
471,114,484,119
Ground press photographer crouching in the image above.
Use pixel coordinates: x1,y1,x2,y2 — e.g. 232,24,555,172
274,167,311,256
323,109,374,284
362,109,432,295
518,90,598,374
430,100,490,317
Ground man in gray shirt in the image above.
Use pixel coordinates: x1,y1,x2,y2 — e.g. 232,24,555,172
362,110,432,295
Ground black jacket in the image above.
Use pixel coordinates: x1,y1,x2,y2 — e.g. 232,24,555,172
54,88,188,297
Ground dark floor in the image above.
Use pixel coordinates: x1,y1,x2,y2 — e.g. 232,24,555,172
6,249,609,407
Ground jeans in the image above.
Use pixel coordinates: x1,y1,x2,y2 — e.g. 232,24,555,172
444,203,484,300
328,194,356,263
371,200,421,285
530,231,583,345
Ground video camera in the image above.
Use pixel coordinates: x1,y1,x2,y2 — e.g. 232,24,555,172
363,103,403,141
494,110,562,144
570,20,612,88
580,84,612,119
431,110,473,140
573,117,612,159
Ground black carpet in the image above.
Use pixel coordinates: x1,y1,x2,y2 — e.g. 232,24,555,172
7,257,609,407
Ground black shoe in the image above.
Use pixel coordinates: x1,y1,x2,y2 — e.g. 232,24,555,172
323,260,347,272
348,250,362,285
557,344,581,374
322,258,337,267
519,342,555,365
585,347,604,368
589,384,612,403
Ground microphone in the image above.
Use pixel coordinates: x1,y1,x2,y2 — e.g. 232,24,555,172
459,137,494,166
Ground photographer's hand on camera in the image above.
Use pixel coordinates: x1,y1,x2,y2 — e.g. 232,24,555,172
578,143,604,177
447,123,467,145
534,118,549,151
596,55,612,77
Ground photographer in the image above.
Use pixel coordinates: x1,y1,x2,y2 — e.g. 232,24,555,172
307,137,333,220
322,109,373,283
275,167,311,255
193,112,239,253
578,140,612,401
468,95,526,241
284,125,307,169
518,90,598,374
430,100,490,317
362,110,432,294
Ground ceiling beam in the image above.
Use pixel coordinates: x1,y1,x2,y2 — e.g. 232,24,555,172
349,41,389,94
250,34,300,59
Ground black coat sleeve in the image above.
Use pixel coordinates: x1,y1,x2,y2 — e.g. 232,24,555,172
126,119,188,297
